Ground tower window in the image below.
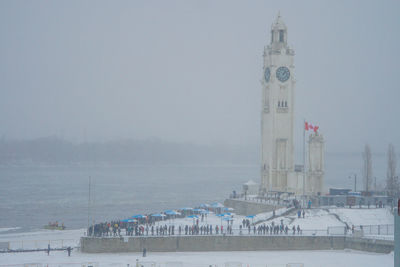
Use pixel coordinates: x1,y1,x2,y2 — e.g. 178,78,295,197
285,101,287,107
279,30,284,42
271,31,274,42
278,101,280,107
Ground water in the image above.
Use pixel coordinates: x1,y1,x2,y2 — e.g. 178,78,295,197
0,164,253,231
0,153,389,233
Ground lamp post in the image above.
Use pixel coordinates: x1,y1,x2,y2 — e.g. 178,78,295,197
349,174,357,192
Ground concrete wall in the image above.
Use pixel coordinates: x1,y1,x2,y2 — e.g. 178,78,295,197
346,237,394,253
223,199,281,216
81,235,393,254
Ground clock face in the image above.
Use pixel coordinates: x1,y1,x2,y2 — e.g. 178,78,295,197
264,67,271,82
276,66,290,82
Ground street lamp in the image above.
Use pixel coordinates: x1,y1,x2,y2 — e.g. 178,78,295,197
349,174,357,192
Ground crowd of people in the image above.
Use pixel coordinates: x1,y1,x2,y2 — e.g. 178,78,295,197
87,217,303,237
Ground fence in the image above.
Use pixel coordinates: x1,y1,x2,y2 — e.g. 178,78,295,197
0,263,98,267
354,224,393,235
84,224,395,239
2,224,393,251
4,239,78,250
0,262,303,267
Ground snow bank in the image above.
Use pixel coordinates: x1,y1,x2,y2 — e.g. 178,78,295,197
328,208,394,226
0,227,20,233
0,250,393,267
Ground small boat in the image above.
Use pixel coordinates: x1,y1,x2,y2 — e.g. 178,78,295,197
44,222,66,230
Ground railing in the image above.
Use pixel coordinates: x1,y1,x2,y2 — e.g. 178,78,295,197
354,224,393,235
88,223,396,239
0,262,304,267
3,224,393,251
3,239,78,250
89,227,343,238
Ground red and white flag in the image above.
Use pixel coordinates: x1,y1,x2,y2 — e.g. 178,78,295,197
305,121,319,133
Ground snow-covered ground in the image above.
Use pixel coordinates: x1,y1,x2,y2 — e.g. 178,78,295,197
0,229,84,250
0,207,394,266
327,208,394,226
262,209,345,230
0,207,394,250
0,249,394,267
0,227,21,233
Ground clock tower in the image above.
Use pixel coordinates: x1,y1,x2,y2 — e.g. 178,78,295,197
261,14,295,193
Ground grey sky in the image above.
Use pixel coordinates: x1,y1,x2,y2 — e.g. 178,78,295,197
0,0,399,153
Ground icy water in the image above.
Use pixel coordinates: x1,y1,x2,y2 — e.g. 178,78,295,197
0,153,388,233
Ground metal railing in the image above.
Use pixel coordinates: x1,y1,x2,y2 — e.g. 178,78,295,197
0,262,304,267
354,224,393,235
3,239,78,250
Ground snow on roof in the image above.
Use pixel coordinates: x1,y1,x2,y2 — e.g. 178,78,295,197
244,180,258,185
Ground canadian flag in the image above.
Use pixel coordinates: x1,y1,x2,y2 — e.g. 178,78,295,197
305,122,319,133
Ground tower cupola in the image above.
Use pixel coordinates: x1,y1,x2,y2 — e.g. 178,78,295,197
270,12,288,48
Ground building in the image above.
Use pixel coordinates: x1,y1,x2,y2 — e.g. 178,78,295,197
260,14,325,196
307,132,325,195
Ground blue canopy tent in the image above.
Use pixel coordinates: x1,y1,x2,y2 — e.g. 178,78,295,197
164,210,180,224
165,210,180,216
187,214,198,225
151,213,166,217
216,213,226,227
131,214,146,219
210,202,224,214
151,213,166,225
222,216,233,230
181,207,193,215
246,214,256,225
121,219,137,223
192,208,205,213
199,209,209,223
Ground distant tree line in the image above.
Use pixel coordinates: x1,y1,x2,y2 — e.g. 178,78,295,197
0,136,258,165
362,143,399,197
386,143,399,198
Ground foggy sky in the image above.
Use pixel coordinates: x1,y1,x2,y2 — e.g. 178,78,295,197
0,0,399,154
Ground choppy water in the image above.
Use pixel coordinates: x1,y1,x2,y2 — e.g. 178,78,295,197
0,153,389,233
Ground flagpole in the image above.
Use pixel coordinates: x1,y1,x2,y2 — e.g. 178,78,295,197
303,119,306,205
